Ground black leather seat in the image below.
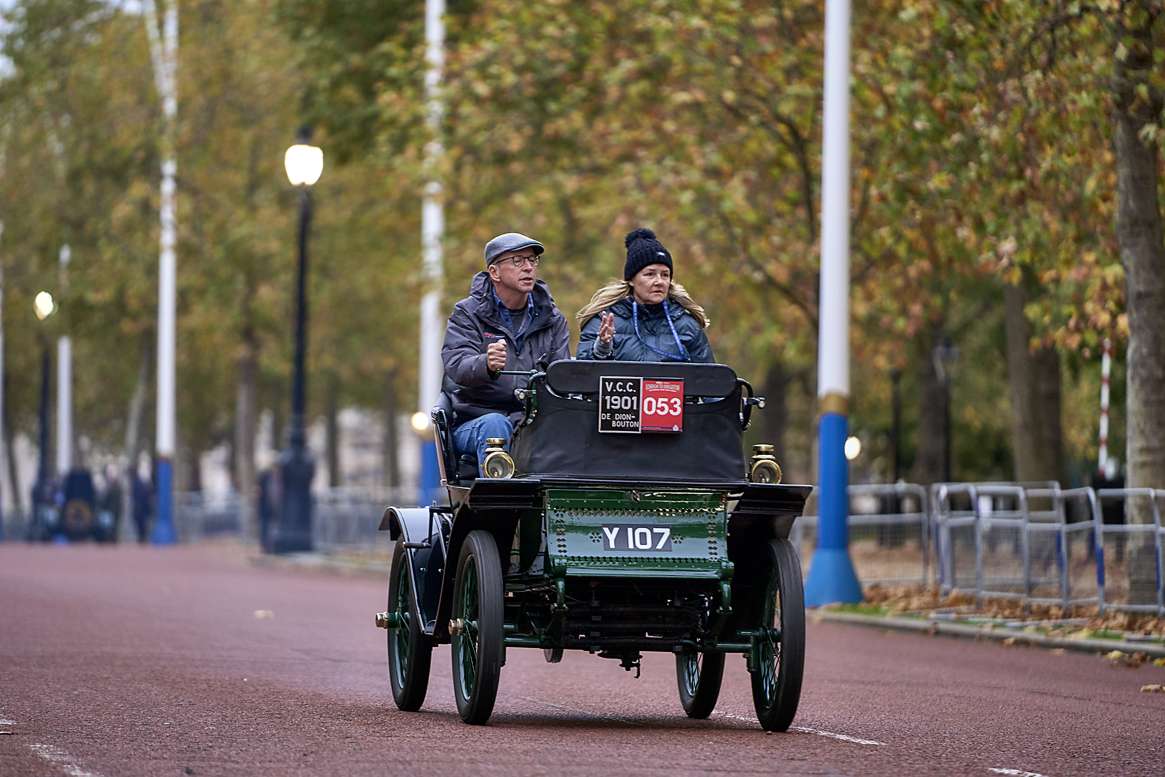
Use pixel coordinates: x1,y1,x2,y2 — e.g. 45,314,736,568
432,392,478,484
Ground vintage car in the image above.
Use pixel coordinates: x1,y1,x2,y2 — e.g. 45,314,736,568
375,360,810,729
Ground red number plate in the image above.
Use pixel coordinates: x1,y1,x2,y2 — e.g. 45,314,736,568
640,379,684,433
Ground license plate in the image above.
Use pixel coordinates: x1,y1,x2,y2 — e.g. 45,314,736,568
598,376,684,434
600,524,673,551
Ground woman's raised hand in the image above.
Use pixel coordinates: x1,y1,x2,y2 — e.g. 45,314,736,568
598,311,616,344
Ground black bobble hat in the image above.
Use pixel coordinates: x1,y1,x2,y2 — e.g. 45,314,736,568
623,227,673,281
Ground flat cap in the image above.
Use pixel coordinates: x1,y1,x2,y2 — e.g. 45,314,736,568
483,232,544,267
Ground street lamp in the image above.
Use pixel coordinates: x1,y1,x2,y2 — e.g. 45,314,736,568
273,128,323,554
33,292,56,539
933,336,959,482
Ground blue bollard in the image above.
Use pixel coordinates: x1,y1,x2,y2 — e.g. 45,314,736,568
804,412,862,606
150,458,177,545
419,438,441,506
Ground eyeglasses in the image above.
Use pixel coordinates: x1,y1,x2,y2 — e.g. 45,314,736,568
499,254,541,269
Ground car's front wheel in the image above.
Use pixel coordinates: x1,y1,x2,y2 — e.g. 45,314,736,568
387,541,432,711
676,649,724,718
748,538,805,731
451,530,504,725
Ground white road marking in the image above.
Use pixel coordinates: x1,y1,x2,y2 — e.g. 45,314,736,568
29,743,105,777
989,769,1050,777
0,718,15,725
517,696,645,726
714,710,886,745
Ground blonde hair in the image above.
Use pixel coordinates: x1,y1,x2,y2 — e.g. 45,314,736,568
576,279,709,329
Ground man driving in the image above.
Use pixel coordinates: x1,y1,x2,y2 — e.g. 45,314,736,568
441,232,571,472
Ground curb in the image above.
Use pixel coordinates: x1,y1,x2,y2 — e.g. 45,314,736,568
814,610,1165,658
250,552,386,577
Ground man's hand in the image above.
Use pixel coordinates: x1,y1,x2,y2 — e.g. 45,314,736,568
598,311,615,345
486,340,508,373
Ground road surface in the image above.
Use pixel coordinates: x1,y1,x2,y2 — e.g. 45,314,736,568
1,544,1161,776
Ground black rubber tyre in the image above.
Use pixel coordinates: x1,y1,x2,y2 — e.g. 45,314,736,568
749,538,805,732
387,541,432,711
675,650,725,718
452,530,505,725
543,647,563,664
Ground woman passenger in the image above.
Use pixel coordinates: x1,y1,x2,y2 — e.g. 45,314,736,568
576,228,713,362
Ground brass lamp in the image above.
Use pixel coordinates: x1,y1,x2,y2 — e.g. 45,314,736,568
749,444,782,484
481,437,515,479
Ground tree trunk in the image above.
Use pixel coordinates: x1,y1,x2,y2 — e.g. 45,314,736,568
120,338,150,541
3,370,22,521
911,329,947,486
1004,284,1064,484
1114,6,1165,498
234,326,258,538
383,371,401,492
761,359,790,466
1112,4,1165,603
185,444,202,492
325,376,340,489
271,402,284,455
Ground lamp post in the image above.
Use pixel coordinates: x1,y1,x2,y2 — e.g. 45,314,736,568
803,0,862,607
417,0,446,507
933,336,958,482
890,368,902,483
33,292,56,538
273,129,323,554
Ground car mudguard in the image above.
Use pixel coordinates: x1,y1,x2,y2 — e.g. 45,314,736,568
380,506,449,636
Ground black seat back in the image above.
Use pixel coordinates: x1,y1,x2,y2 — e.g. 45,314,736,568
432,392,479,484
546,360,738,397
431,393,459,486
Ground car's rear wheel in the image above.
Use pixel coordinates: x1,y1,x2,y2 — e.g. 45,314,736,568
387,541,432,711
452,530,504,724
675,649,724,718
749,538,805,731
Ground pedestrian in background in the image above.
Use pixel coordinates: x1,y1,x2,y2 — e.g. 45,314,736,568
131,471,152,543
98,465,123,542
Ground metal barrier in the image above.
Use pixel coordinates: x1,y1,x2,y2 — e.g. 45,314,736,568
798,482,930,586
313,488,403,551
800,482,1162,615
171,487,403,550
1094,489,1163,614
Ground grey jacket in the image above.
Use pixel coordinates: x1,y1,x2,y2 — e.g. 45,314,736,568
442,272,571,426
577,297,714,363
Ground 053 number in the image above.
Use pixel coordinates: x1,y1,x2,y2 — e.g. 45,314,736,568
642,396,681,416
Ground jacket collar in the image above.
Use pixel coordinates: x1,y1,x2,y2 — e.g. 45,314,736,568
468,271,556,329
609,296,684,321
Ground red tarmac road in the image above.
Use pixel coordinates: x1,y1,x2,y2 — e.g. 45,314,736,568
1,544,1162,777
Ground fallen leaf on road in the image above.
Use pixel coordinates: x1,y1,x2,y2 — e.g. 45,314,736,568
1153,658,1165,668
1002,637,1017,646
253,610,274,620
1050,649,1066,655
1103,650,1148,667
1139,684,1163,693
